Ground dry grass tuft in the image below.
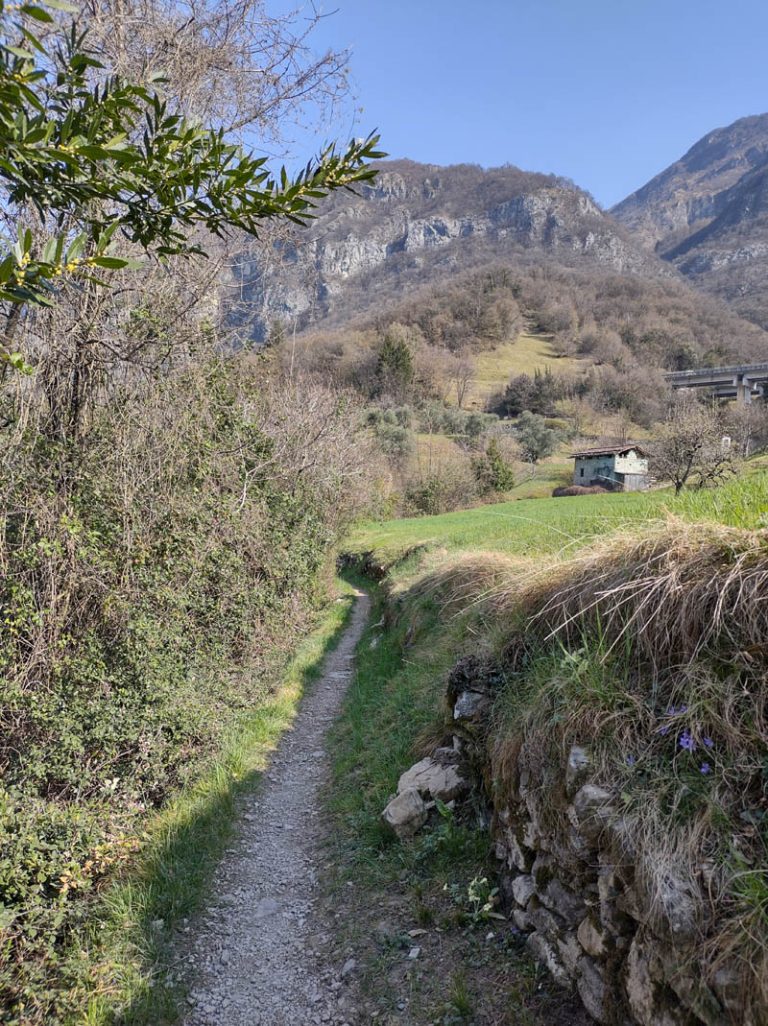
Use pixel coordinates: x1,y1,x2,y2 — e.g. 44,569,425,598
488,518,768,667
408,550,534,617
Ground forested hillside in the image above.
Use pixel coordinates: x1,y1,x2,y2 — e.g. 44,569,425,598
228,158,768,371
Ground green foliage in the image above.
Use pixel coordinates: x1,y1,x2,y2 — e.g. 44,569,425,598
444,875,503,927
499,367,564,417
0,358,357,1023
417,402,498,444
0,0,382,347
514,411,559,463
473,437,515,494
376,326,415,401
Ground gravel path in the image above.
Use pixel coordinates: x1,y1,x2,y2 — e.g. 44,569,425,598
180,590,370,1026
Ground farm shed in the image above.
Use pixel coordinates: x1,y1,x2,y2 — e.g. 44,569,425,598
571,444,649,492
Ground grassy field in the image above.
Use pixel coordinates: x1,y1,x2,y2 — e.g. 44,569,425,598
467,332,589,410
348,489,664,563
348,472,768,565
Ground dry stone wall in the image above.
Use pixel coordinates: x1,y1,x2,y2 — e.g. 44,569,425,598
441,657,754,1026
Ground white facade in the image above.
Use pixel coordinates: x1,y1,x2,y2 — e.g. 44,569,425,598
573,448,649,490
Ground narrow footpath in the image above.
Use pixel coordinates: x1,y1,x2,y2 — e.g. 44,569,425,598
179,589,371,1026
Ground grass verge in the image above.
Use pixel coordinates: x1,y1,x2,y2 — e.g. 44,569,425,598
79,580,359,1026
323,575,587,1025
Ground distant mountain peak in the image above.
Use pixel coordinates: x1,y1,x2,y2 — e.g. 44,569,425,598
612,112,768,328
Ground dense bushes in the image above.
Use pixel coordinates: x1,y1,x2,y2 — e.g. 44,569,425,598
0,356,374,1024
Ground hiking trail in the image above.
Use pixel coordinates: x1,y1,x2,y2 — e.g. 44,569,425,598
178,589,370,1026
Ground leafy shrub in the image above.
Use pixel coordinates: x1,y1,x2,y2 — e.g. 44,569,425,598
0,357,371,1023
514,411,560,463
404,463,478,516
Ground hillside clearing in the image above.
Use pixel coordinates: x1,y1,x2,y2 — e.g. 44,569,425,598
467,333,589,410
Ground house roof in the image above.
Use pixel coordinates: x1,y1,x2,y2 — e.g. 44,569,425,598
571,444,647,459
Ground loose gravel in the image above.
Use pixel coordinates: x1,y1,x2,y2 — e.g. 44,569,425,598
179,590,370,1026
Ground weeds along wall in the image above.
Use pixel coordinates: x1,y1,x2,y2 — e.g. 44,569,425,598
378,521,768,1026
0,355,374,1024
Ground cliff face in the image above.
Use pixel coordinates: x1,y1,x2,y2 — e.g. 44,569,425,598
612,114,768,327
228,160,666,341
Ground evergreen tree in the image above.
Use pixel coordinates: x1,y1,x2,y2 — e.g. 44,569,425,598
473,436,516,493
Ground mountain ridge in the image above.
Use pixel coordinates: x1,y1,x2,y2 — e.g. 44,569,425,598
229,158,669,340
611,112,768,328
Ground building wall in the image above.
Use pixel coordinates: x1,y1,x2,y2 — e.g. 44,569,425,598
614,452,648,475
573,456,616,485
620,473,649,492
573,451,649,489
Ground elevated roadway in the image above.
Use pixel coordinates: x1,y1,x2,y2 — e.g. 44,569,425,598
664,362,768,404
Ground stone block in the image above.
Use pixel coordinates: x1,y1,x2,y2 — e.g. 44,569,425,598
453,689,490,723
381,788,428,840
624,935,692,1026
526,931,569,987
511,873,536,907
397,756,468,803
572,783,615,844
577,914,611,959
565,745,591,798
539,877,587,928
577,956,610,1023
557,931,582,975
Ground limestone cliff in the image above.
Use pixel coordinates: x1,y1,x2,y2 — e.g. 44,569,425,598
227,160,666,341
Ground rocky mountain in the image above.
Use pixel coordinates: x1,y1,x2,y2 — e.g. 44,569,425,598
612,114,768,328
228,160,668,341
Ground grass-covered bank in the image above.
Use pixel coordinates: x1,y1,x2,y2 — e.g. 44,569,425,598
324,577,589,1025
82,581,358,1026
335,472,768,1024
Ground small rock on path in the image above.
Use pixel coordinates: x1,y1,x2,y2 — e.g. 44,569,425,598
179,589,370,1026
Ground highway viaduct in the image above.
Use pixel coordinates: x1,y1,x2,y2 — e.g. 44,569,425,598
664,362,768,404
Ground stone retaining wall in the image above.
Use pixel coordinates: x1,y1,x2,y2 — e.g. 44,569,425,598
443,656,754,1026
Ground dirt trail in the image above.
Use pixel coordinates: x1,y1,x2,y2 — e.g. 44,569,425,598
179,590,370,1026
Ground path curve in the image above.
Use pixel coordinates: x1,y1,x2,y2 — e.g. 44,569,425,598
180,589,370,1026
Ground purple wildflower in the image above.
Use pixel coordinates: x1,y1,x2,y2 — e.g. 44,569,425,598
658,725,670,736
700,763,711,775
626,755,636,767
703,737,714,749
678,730,696,752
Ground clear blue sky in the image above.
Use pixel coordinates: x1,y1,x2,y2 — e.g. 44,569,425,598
281,0,768,208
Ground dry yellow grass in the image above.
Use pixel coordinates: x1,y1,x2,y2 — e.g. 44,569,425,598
466,332,590,410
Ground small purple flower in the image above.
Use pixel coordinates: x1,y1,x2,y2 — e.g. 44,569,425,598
658,725,670,736
679,730,696,752
700,762,711,775
626,755,636,767
678,705,688,714
703,737,714,749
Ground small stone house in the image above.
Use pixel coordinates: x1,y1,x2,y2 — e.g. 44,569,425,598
571,444,649,491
